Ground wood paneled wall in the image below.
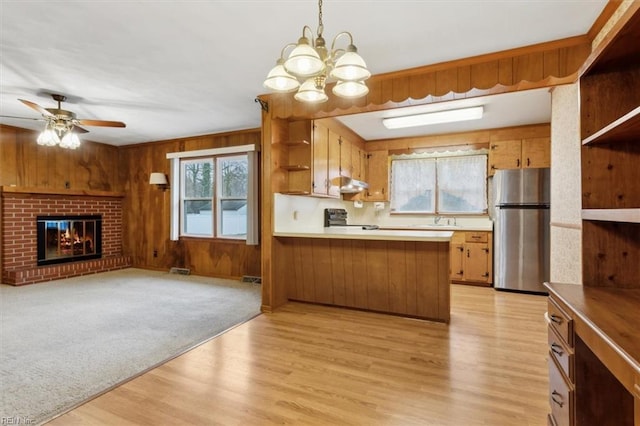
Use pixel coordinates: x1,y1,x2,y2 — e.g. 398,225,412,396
117,129,262,279
0,125,119,191
0,124,262,281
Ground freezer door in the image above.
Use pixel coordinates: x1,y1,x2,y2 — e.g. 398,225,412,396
494,168,550,206
494,207,550,293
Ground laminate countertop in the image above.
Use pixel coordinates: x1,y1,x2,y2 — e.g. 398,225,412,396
274,227,453,242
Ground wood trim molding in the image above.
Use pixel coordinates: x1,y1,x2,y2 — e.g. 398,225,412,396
0,186,125,198
550,221,582,230
263,36,591,120
587,0,625,41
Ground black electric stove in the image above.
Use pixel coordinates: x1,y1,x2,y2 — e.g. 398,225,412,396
324,208,379,230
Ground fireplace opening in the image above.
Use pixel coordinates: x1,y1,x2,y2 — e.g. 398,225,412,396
37,215,102,266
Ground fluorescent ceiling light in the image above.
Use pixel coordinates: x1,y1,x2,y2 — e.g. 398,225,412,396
382,106,484,129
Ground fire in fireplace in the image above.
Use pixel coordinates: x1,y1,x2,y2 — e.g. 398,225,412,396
36,215,102,266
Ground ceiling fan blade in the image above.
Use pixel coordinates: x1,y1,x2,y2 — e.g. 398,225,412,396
0,115,45,122
77,119,126,128
73,125,90,134
19,99,55,117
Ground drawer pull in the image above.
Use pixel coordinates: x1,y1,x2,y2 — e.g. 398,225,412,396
551,391,564,408
551,343,564,356
549,314,563,325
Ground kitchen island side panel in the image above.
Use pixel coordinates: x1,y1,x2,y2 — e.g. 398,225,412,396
276,236,450,322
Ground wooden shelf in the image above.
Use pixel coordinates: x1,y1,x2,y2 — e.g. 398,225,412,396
276,140,310,146
582,208,640,223
0,186,125,198
582,106,640,145
280,191,310,195
280,165,310,171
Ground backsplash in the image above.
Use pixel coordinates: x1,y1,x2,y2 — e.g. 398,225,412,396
273,193,492,232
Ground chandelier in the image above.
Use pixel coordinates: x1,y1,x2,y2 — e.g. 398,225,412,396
37,117,81,149
263,0,371,103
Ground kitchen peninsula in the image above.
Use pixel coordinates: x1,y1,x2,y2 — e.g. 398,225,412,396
273,226,452,323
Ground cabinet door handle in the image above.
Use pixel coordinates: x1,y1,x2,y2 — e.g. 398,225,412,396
551,391,564,408
549,314,563,325
527,158,531,167
482,272,489,277
458,270,463,275
482,248,489,253
516,158,521,167
466,249,470,258
551,343,564,356
458,247,464,252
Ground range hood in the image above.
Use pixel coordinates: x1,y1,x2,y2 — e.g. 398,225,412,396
338,177,369,194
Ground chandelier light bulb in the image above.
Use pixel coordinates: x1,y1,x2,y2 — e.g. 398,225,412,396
264,60,300,92
284,38,324,78
60,131,80,149
332,80,369,98
331,47,371,81
294,78,329,103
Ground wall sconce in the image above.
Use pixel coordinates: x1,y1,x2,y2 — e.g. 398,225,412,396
149,172,169,191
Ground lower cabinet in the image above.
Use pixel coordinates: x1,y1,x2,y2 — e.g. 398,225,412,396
276,237,451,322
546,298,575,426
449,231,493,285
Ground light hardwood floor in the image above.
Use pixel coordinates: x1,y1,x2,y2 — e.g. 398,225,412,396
49,285,549,426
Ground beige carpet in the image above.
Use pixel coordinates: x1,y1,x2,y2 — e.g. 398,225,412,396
0,268,261,425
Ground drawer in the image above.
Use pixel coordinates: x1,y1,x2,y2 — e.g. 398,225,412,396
548,356,574,426
548,326,574,380
465,231,488,243
547,298,573,347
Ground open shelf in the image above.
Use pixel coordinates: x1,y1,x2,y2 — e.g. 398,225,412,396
582,106,640,145
280,191,310,195
276,139,310,146
582,208,640,223
280,165,310,171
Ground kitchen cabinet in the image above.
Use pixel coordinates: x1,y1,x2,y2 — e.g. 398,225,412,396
276,120,340,198
545,5,640,426
488,137,550,175
365,150,389,201
312,122,340,197
449,231,492,286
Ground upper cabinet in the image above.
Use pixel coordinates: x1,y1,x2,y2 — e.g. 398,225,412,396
488,137,550,175
365,150,389,201
275,118,366,199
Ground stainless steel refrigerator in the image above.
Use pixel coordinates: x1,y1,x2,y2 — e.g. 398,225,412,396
493,168,550,294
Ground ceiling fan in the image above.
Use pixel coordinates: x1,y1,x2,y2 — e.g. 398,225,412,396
0,94,126,149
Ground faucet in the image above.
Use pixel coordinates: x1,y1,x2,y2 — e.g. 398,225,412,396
434,215,442,225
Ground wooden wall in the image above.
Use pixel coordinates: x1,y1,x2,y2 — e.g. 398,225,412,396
0,125,119,190
117,129,262,279
0,124,262,281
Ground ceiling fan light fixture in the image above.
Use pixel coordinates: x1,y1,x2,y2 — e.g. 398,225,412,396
37,125,60,147
382,106,484,129
59,131,80,149
264,0,370,104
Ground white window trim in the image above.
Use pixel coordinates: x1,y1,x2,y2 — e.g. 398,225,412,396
167,144,258,244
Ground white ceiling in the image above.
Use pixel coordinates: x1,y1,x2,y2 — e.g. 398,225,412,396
0,1,607,146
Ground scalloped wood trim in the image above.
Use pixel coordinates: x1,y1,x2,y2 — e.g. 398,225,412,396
264,37,590,120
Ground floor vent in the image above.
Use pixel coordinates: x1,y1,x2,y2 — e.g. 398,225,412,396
242,275,261,284
169,267,191,275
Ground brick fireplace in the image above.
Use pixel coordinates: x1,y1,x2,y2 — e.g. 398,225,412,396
1,187,131,285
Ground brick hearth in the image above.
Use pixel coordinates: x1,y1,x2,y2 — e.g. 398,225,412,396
1,188,131,285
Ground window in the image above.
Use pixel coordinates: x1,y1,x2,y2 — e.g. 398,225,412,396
168,144,258,244
180,155,249,239
391,153,487,214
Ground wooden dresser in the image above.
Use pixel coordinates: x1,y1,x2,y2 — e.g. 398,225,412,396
545,4,640,425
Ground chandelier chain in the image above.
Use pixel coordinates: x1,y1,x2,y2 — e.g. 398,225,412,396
317,0,324,36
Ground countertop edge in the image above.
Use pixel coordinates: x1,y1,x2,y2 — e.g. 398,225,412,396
273,230,453,242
